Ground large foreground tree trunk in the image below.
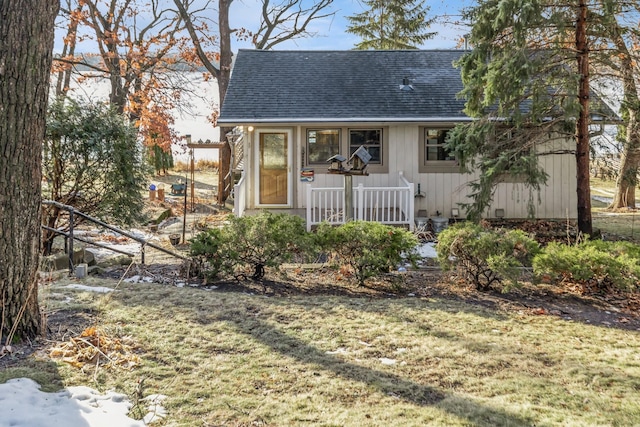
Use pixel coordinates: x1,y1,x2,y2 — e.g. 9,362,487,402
0,0,59,342
217,0,233,205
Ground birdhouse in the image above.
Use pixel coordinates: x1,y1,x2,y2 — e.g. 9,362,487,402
327,154,347,172
349,146,372,172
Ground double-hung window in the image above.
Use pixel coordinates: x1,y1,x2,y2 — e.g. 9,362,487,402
306,129,341,165
419,127,459,173
305,127,388,173
349,129,382,164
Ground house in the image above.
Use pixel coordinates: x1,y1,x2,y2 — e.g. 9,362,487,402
217,49,613,230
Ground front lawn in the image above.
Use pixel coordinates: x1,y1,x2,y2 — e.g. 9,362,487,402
3,272,639,426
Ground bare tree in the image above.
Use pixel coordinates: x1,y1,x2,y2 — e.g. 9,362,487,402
0,0,59,343
253,0,335,50
173,0,335,203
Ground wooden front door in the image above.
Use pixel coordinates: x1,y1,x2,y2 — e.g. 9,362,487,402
258,132,289,205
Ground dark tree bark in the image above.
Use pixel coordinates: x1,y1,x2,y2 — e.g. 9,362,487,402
575,2,592,236
0,0,59,342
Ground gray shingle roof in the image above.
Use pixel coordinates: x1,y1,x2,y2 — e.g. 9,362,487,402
218,49,469,124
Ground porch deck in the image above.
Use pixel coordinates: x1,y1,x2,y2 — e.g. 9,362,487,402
235,171,415,231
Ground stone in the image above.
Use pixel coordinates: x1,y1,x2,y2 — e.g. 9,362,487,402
83,249,96,266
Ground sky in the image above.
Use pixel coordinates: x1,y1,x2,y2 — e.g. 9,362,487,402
228,0,473,51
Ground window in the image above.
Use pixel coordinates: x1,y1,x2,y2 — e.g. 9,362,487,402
425,129,455,161
419,127,459,173
349,129,382,164
307,129,340,164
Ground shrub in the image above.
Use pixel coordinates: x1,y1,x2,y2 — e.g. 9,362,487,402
188,227,230,281
437,222,540,292
43,97,149,254
316,221,419,287
220,211,314,281
532,240,640,292
189,212,314,282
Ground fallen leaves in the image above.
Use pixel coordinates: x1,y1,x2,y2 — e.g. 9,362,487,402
49,326,141,370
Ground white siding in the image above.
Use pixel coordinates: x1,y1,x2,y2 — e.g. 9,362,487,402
242,123,578,220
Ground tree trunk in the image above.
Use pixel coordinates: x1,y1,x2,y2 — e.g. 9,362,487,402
172,0,234,204
575,2,592,236
608,28,640,210
610,110,640,209
0,0,59,341
217,0,233,205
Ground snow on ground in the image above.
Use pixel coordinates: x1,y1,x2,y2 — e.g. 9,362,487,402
63,284,116,293
0,378,166,427
417,242,438,259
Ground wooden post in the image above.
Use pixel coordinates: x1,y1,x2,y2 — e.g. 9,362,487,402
190,147,195,211
344,174,353,222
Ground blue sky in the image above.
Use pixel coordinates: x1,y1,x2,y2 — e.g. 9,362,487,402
228,0,473,51
54,0,473,54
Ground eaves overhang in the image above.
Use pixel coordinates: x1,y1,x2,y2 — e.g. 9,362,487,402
217,116,474,125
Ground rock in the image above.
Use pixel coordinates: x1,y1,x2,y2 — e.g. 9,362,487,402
88,265,105,275
83,249,96,266
97,254,133,268
41,253,70,272
155,208,172,225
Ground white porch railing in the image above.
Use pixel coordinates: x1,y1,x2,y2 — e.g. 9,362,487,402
233,171,247,217
306,171,415,231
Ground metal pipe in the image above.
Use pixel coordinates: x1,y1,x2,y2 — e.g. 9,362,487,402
42,200,187,260
41,226,135,257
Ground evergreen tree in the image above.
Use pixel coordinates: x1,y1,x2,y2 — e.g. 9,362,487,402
448,0,624,235
346,0,435,50
42,98,149,253
149,144,174,176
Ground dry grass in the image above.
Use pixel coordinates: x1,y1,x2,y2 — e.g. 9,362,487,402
4,274,639,426
590,177,640,241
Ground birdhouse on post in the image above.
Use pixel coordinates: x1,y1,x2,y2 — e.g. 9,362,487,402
327,154,347,173
348,146,372,174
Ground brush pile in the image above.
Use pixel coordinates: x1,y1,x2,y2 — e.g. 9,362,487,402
49,326,141,370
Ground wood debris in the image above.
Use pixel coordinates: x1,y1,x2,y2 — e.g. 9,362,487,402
49,326,141,370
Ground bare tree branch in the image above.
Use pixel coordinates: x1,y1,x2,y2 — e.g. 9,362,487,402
253,0,336,50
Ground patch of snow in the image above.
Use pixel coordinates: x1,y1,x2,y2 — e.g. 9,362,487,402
64,284,115,293
141,394,168,424
123,275,155,284
379,358,397,365
326,347,349,355
0,378,166,427
417,242,438,258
